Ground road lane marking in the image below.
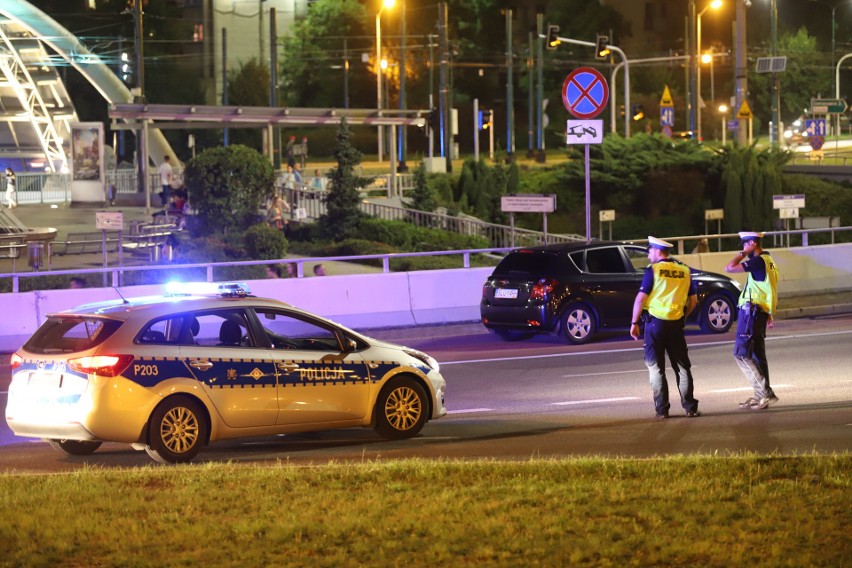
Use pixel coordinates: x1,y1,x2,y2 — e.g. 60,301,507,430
447,408,493,414
552,397,640,406
439,329,852,366
708,384,794,393
562,369,647,378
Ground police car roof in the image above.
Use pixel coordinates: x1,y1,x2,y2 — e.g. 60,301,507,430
50,294,294,320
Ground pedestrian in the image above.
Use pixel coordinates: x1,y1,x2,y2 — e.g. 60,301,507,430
286,135,296,168
313,263,326,276
725,231,779,410
292,162,303,190
310,168,327,193
4,167,16,208
284,263,297,278
266,196,288,231
630,236,700,419
69,277,87,289
158,156,173,207
266,264,281,279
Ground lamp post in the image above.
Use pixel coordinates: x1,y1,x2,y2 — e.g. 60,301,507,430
696,0,723,140
719,104,729,145
376,0,396,163
770,0,780,145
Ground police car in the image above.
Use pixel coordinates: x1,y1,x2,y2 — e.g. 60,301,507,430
4,283,447,463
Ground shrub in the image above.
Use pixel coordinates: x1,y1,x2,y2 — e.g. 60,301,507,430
244,223,288,260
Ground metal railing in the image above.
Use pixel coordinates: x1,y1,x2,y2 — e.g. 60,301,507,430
2,226,851,293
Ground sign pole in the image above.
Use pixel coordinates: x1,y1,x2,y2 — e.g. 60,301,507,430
585,143,591,242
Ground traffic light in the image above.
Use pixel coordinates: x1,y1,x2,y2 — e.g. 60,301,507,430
595,35,610,59
546,25,560,50
428,108,439,131
478,110,492,130
631,104,645,121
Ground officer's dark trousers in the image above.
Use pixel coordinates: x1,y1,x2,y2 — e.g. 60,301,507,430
734,305,775,400
643,316,699,416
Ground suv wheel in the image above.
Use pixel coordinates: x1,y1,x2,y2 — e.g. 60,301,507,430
700,293,734,333
561,302,597,344
492,329,535,342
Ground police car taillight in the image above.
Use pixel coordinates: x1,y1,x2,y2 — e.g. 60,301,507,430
530,278,555,300
68,355,135,377
9,353,23,370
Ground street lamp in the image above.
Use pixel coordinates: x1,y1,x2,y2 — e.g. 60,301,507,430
696,0,723,141
718,104,729,145
810,0,852,91
376,0,396,163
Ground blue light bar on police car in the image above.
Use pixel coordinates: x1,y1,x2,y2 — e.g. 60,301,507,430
164,281,251,297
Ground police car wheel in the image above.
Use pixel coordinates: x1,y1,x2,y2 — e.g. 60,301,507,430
46,439,102,456
700,293,734,334
374,377,428,440
561,302,596,344
145,396,208,464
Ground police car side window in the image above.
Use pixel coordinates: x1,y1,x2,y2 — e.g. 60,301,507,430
255,309,341,351
189,311,253,348
138,316,183,345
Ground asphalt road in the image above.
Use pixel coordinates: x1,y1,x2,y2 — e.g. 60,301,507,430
1,313,850,472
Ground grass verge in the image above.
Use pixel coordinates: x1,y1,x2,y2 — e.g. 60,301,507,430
0,454,849,567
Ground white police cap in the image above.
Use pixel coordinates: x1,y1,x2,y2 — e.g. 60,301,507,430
738,231,765,241
648,236,674,250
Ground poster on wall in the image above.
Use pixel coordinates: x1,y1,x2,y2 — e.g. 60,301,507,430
71,122,104,183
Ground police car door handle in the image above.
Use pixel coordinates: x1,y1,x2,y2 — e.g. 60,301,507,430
189,359,214,371
276,362,300,374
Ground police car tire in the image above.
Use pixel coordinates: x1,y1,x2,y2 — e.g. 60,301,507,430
700,293,735,334
46,439,102,456
561,302,597,344
145,396,208,464
374,377,428,440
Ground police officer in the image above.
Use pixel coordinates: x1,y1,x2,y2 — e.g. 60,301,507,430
630,236,700,419
725,231,779,410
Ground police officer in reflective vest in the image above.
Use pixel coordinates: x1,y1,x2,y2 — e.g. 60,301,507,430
630,236,700,419
725,231,779,410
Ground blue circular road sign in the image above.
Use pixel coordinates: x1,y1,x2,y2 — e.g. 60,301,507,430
562,67,609,119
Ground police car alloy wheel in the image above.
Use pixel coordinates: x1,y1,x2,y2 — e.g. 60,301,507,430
145,395,209,464
374,377,428,440
46,439,103,456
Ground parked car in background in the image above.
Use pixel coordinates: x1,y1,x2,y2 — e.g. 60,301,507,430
481,242,741,344
5,283,446,463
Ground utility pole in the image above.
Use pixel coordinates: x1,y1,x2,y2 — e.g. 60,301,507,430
734,0,748,146
438,1,451,172
398,0,408,172
134,0,148,203
536,12,544,162
505,8,514,160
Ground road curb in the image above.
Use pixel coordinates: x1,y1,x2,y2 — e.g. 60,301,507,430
776,302,852,320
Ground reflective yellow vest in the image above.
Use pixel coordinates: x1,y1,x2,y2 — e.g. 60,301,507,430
645,260,691,320
739,252,778,315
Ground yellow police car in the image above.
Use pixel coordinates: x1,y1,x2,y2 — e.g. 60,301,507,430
5,283,447,463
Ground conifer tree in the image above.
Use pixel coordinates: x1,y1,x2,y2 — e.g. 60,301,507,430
321,118,370,241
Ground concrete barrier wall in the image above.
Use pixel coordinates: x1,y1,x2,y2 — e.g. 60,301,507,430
0,244,850,353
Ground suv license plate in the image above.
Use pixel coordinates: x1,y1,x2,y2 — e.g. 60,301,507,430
495,288,518,299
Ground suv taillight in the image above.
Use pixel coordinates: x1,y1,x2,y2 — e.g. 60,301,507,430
68,355,135,377
530,278,555,300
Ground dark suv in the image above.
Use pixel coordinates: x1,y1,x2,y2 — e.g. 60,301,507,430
480,241,741,344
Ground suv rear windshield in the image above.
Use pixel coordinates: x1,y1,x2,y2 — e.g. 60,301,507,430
23,316,123,354
493,252,563,276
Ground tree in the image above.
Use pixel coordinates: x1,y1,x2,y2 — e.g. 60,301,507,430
278,0,373,108
321,119,371,241
183,145,275,236
408,162,437,213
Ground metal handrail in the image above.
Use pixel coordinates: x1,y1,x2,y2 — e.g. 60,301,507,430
2,225,851,293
